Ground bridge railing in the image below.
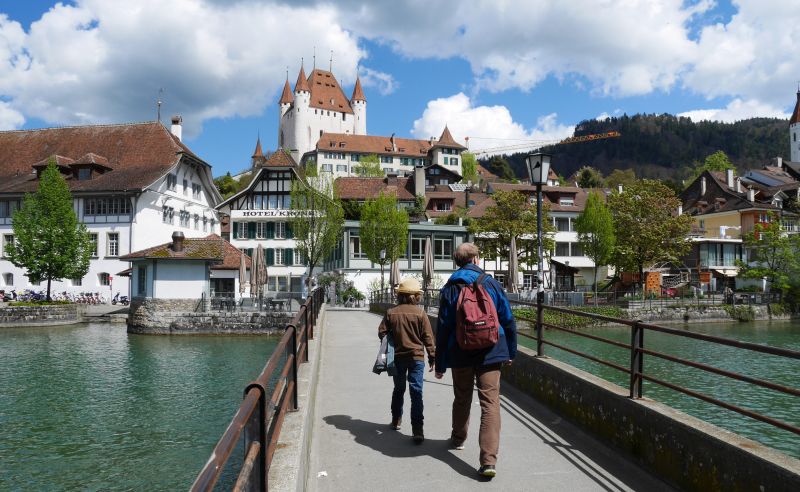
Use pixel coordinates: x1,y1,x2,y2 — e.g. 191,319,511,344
190,287,325,492
510,298,800,438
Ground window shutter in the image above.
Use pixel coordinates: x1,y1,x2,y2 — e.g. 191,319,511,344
284,248,293,266
266,248,275,266
248,222,255,239
247,248,253,258
285,222,293,239
266,222,275,239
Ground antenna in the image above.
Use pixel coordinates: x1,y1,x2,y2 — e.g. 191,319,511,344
313,46,316,70
329,50,333,72
157,88,164,122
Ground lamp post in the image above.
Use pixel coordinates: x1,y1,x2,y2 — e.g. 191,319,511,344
526,151,551,356
380,249,386,301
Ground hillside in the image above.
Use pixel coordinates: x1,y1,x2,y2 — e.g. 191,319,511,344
483,114,789,182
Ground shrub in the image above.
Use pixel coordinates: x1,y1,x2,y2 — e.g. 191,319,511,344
723,304,755,321
513,305,627,330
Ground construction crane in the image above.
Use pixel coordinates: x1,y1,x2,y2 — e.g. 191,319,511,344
467,131,621,158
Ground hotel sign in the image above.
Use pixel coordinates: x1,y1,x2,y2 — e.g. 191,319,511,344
231,209,318,219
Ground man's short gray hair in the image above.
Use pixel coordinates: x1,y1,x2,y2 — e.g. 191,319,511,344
454,242,480,267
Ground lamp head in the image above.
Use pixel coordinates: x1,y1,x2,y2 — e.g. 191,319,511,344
526,152,552,185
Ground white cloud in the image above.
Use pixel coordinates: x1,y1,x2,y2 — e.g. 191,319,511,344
0,0,364,137
358,67,397,96
0,100,24,130
678,98,790,123
411,93,574,155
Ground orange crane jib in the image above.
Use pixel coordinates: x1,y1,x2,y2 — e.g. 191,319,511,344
556,131,621,146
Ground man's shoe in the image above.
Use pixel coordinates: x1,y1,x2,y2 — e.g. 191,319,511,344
451,438,465,450
412,425,424,443
390,417,401,430
478,465,496,478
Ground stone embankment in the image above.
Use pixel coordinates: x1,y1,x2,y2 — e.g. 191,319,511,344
627,304,791,324
128,297,292,335
0,304,82,327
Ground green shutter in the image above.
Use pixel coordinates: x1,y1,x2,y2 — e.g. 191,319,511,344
248,222,255,239
266,248,275,266
284,248,293,266
285,222,294,239
266,222,275,239
247,248,253,258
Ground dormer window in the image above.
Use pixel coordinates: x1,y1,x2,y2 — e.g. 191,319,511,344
559,198,574,206
77,168,92,181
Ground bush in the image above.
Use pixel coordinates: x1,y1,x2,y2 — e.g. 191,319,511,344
513,305,628,330
723,304,755,321
8,300,72,306
340,286,365,301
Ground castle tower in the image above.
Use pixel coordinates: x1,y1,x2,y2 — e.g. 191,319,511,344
251,136,266,168
278,78,293,149
351,76,367,135
791,90,800,162
292,65,311,161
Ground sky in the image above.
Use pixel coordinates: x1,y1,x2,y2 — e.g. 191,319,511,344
1,0,798,176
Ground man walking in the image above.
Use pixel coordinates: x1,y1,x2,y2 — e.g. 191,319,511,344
435,242,517,478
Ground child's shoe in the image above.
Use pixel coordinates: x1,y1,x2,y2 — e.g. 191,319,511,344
390,417,401,430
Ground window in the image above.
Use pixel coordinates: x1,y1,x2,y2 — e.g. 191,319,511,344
89,233,98,257
210,218,216,230
3,234,13,257
235,222,248,239
555,242,570,256
323,152,345,160
559,198,575,207
202,217,208,232
555,217,570,232
162,206,174,224
435,201,452,212
274,248,284,265
192,183,202,199
351,154,361,162
107,233,119,257
380,155,393,163
167,174,177,191
85,197,132,216
523,273,534,290
411,236,426,260
434,237,453,260
350,235,367,258
77,168,92,180
321,164,333,172
71,278,82,286
255,222,267,239
179,210,190,227
99,273,111,286
336,164,347,173
571,243,584,257
183,179,188,195
137,267,146,295
0,200,20,218
275,222,286,239
2,272,12,286
193,214,200,230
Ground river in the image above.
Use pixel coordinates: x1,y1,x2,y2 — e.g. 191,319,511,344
518,319,800,459
0,322,278,491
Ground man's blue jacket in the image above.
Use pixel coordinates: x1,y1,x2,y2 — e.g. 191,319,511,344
435,263,517,374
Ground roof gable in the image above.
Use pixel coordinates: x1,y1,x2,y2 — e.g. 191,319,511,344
308,69,353,114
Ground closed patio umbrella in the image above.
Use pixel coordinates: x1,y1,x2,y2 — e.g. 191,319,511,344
250,246,260,298
255,244,268,298
239,251,247,295
390,259,401,294
422,236,434,291
508,237,519,293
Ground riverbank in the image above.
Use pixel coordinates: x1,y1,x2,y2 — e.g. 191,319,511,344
0,303,82,327
627,304,794,324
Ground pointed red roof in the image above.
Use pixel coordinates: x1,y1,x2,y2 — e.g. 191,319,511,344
433,125,467,150
279,79,294,104
252,137,263,158
264,148,297,167
791,91,800,125
295,66,310,93
351,77,366,102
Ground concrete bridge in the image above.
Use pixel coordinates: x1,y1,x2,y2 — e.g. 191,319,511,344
262,308,799,492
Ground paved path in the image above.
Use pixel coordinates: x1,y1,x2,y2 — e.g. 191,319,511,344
307,310,674,491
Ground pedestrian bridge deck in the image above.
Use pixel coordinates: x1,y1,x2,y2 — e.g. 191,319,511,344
307,310,673,491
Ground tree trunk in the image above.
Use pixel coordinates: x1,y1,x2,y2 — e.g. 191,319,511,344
594,265,599,306
46,277,52,302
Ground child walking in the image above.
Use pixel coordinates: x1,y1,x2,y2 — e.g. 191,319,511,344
378,277,435,442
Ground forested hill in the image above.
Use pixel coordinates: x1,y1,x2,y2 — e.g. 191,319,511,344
482,114,789,181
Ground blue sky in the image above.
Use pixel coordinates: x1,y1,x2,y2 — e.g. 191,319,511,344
1,1,797,176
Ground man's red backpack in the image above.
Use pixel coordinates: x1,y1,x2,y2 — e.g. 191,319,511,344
455,273,500,350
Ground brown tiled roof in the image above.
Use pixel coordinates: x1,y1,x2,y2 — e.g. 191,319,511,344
294,66,310,93
263,148,297,167
252,138,263,158
792,91,800,125
318,133,432,157
351,77,366,102
476,164,500,182
680,170,778,215
432,126,467,150
335,176,416,200
0,121,195,194
209,234,253,270
308,69,354,114
120,234,225,261
279,79,294,105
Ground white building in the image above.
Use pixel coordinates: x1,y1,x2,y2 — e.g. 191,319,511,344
279,66,366,162
0,119,222,298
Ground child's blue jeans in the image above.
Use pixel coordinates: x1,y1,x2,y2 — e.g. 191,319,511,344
391,358,425,426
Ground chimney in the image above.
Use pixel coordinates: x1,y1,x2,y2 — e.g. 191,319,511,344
726,169,734,188
170,115,183,141
736,177,742,193
747,187,755,202
677,204,683,215
390,133,396,152
414,166,425,198
171,231,185,252
386,173,398,186
701,176,707,196
465,187,471,209
617,184,623,193
774,156,783,167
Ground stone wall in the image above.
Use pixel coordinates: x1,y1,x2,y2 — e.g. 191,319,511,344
627,305,791,324
0,304,81,327
502,347,800,491
128,297,292,335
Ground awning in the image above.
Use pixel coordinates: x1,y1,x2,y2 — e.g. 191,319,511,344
116,268,132,277
550,259,579,273
712,269,738,277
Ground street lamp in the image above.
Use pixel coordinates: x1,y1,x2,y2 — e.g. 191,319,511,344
526,151,551,356
380,249,386,299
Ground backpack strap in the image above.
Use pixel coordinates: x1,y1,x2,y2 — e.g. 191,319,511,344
474,273,488,288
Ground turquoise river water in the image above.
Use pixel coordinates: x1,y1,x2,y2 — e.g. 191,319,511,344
518,318,800,459
0,322,278,491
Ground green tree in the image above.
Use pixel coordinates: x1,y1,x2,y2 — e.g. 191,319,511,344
686,150,735,185
352,154,383,177
8,161,93,300
607,179,693,295
604,168,637,190
574,191,616,304
468,190,554,270
736,215,800,298
213,172,239,198
360,192,409,290
485,156,516,181
461,152,479,183
290,175,344,285
575,166,604,188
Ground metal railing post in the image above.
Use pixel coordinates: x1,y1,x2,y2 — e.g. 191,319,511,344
307,295,314,341
629,320,644,398
289,323,299,411
536,291,544,356
241,385,266,492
